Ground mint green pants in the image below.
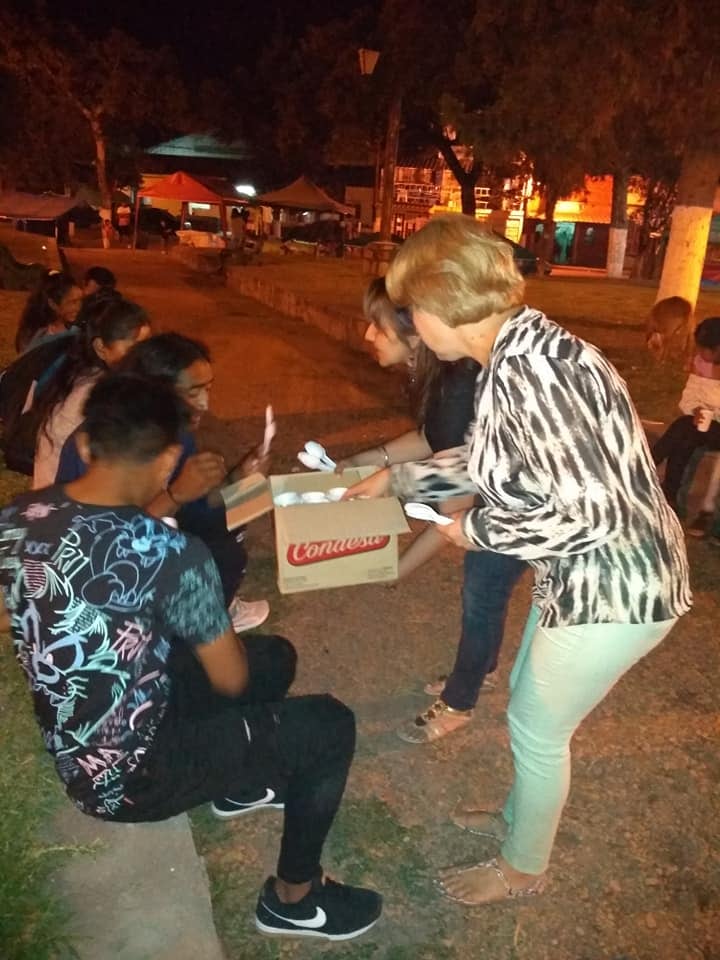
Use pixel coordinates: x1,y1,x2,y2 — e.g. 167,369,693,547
501,606,677,874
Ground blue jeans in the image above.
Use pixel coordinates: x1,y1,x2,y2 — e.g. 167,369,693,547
441,550,527,711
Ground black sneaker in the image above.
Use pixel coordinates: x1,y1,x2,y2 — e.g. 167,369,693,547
255,874,382,941
211,787,284,820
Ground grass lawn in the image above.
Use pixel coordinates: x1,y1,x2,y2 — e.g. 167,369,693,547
1,236,719,958
240,253,720,423
0,280,80,959
0,464,81,960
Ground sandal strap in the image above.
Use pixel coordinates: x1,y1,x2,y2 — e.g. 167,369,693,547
483,858,512,896
481,858,546,899
423,700,473,721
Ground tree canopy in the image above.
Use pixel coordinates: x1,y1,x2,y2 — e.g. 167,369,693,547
0,10,187,205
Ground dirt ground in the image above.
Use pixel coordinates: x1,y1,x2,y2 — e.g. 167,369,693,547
5,245,720,960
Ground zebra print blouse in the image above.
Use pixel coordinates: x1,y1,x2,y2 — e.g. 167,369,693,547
391,307,692,627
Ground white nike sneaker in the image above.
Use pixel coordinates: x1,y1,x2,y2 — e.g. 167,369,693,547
229,597,270,633
211,787,284,819
255,874,382,941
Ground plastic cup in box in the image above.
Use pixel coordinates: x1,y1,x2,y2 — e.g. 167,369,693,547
300,491,328,504
274,491,302,507
326,487,348,501
697,407,713,432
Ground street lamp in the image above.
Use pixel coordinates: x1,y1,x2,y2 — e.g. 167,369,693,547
358,48,402,245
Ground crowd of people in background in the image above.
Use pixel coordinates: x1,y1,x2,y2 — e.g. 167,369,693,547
0,216,715,938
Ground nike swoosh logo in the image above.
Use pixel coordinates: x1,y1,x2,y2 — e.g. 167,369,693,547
227,788,276,807
261,903,327,929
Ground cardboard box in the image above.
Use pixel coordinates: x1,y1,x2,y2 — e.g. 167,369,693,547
221,468,410,594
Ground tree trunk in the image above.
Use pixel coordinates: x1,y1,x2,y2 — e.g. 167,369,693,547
540,184,560,276
373,139,382,230
657,149,719,313
437,139,481,217
379,91,402,244
606,167,629,279
90,115,112,249
460,177,477,216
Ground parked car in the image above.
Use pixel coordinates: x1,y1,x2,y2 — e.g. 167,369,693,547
495,234,551,277
345,230,405,247
283,220,345,244
347,229,549,275
138,207,180,235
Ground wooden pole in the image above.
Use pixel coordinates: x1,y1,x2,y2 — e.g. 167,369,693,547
219,202,228,241
131,193,141,250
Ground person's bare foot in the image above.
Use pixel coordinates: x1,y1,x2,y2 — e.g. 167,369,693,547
450,809,508,841
438,856,545,905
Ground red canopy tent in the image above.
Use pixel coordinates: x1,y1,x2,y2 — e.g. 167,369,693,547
133,171,232,247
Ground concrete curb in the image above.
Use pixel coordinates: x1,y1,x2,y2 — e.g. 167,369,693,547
226,267,368,352
52,805,226,960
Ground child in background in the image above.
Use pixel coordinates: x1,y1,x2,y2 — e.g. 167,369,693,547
652,316,720,527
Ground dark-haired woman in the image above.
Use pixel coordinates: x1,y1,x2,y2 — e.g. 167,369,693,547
32,296,151,487
16,272,83,354
339,278,526,743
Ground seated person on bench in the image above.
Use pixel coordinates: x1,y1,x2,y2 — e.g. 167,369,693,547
0,373,382,943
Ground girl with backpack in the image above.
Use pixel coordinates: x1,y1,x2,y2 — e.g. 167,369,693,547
32,295,151,488
15,271,83,353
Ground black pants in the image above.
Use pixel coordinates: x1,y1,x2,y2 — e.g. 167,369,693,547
652,415,720,507
118,635,356,885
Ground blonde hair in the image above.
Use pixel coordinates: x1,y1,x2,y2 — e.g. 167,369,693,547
386,215,525,328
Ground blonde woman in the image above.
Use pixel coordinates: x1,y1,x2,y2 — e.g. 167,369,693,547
347,216,691,905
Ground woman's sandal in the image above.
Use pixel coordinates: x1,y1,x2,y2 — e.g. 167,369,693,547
396,700,473,744
451,809,508,842
438,858,547,905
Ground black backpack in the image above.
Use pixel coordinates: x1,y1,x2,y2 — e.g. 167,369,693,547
0,335,73,475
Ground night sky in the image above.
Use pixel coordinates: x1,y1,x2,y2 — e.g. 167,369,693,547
39,0,375,76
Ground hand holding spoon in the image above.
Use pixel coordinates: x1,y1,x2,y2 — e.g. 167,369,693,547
403,502,454,526
303,440,336,469
297,451,335,472
261,405,276,456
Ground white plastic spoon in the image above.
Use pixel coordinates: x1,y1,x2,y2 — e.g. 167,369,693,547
297,450,335,472
404,502,454,526
304,440,336,469
261,404,276,456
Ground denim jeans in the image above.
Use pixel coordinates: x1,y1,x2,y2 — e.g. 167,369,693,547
500,606,677,874
441,550,527,711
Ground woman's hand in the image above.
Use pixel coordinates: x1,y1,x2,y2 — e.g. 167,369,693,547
334,456,355,475
341,467,392,500
436,513,479,551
